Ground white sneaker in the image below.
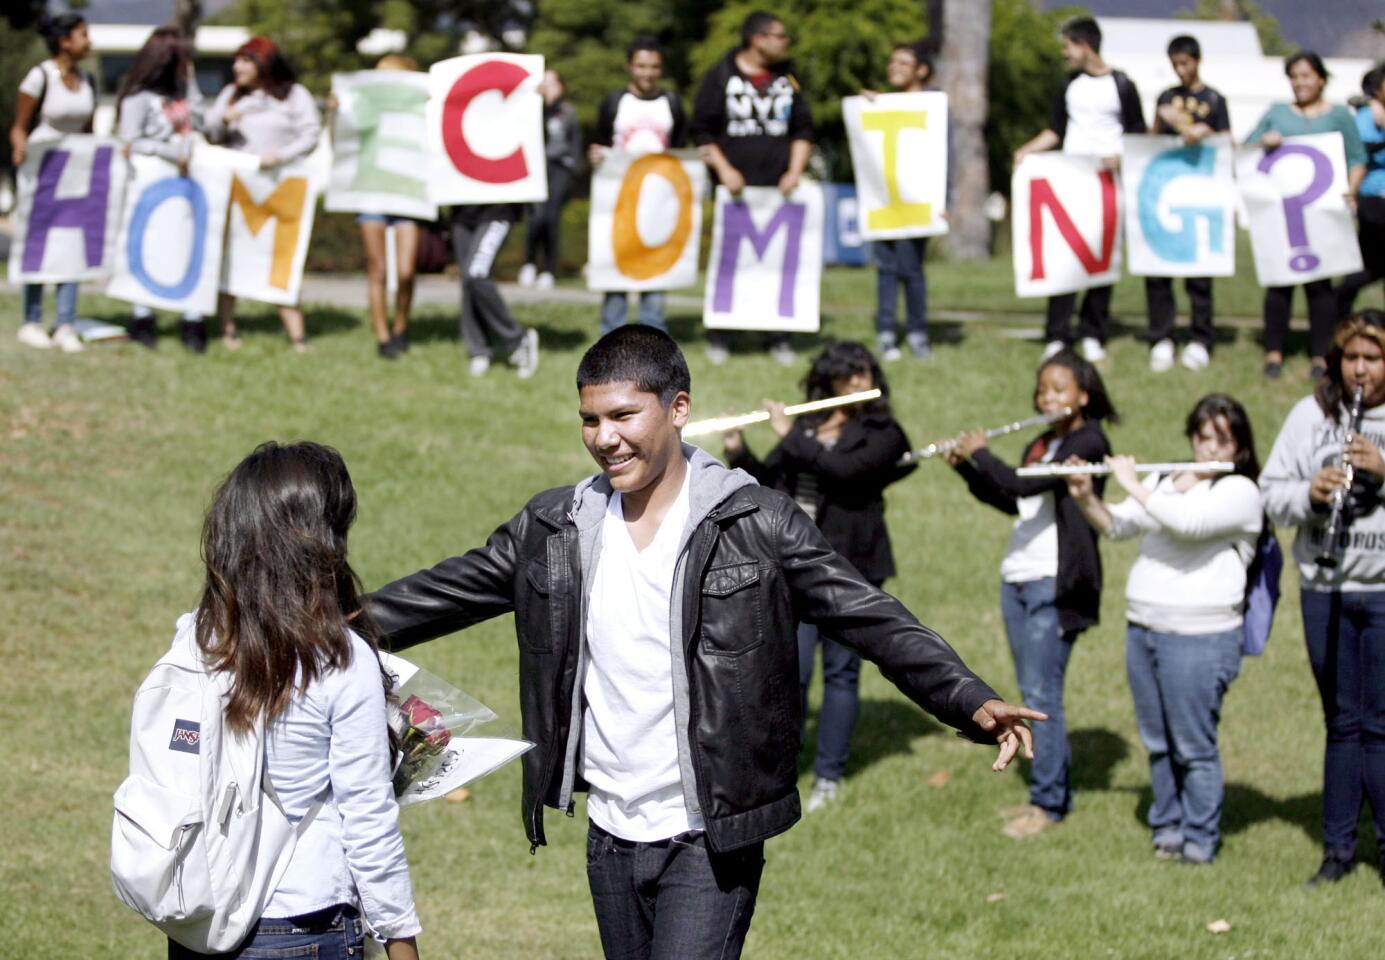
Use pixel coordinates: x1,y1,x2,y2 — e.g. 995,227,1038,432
1080,337,1105,362
17,324,53,349
517,263,537,287
769,341,797,367
51,324,84,353
1150,339,1175,373
706,342,730,365
1041,340,1065,361
806,777,840,813
880,344,903,362
509,327,540,379
468,355,490,377
1180,342,1211,371
535,272,555,291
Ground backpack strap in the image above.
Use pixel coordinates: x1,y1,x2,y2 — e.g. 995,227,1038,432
259,756,327,838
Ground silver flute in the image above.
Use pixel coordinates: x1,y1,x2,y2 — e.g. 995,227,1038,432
898,407,1073,465
1016,461,1235,477
1316,383,1367,569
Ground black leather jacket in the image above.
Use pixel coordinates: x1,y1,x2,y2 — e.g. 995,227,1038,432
366,455,999,853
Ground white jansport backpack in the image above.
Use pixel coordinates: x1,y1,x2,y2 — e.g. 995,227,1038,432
110,613,319,952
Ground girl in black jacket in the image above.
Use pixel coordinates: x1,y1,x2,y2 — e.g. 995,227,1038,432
724,341,915,812
942,350,1117,837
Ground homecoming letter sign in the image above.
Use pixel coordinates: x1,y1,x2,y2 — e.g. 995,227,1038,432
587,150,705,292
843,92,949,239
1012,152,1122,297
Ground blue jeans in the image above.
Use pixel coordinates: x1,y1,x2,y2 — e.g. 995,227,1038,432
1126,624,1242,861
1300,590,1385,859
167,904,363,959
23,282,78,329
798,621,862,782
600,292,668,335
999,577,1074,818
873,237,928,342
586,822,763,960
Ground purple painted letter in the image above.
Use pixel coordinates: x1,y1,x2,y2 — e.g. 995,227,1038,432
712,200,806,317
22,145,114,272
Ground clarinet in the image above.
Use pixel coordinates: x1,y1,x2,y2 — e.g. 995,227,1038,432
1317,383,1366,569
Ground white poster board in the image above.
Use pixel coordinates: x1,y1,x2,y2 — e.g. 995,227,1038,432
326,71,436,220
221,160,321,306
1123,134,1236,278
8,136,126,283
1012,152,1122,298
843,92,949,240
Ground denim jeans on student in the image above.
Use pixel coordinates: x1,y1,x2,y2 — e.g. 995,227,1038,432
874,237,928,342
600,291,668,335
586,822,764,960
166,904,363,959
1126,623,1241,862
999,577,1074,819
23,282,77,329
798,621,862,782
1300,589,1385,860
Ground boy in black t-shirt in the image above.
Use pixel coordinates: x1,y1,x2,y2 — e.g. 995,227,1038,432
1146,34,1231,373
690,10,815,365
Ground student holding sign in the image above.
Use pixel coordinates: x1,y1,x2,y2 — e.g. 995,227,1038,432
589,37,687,335
1145,35,1231,374
115,27,207,352
9,13,95,354
1014,17,1145,364
206,37,321,353
863,41,937,362
1245,52,1366,381
691,10,815,365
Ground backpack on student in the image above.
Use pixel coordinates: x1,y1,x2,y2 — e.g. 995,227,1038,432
1241,522,1283,657
110,613,320,952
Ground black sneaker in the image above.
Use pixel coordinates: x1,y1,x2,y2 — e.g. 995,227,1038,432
391,331,410,354
377,340,400,360
129,316,157,349
1263,361,1282,380
180,319,207,354
1307,853,1355,886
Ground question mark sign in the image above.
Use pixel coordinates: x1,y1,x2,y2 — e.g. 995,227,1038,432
1257,144,1333,273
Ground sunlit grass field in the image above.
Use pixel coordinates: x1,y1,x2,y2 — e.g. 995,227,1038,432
4,260,1385,958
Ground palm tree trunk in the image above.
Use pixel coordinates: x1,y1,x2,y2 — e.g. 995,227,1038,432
939,0,992,260
171,0,202,39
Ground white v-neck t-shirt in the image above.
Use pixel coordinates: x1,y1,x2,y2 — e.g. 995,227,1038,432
582,469,703,841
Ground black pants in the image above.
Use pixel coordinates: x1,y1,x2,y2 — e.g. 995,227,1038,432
1145,276,1214,349
586,822,763,960
1263,280,1336,357
1045,286,1112,344
1337,195,1385,318
452,212,524,359
525,163,573,276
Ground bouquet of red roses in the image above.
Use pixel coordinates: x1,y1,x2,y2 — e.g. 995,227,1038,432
382,654,532,806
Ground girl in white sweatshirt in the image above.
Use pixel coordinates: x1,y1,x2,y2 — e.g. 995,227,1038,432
1260,310,1385,886
1068,394,1262,864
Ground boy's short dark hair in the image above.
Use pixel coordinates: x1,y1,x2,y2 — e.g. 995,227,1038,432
893,40,934,77
1061,16,1102,54
741,11,781,49
1363,64,1385,99
1167,34,1201,60
576,326,691,407
627,35,664,62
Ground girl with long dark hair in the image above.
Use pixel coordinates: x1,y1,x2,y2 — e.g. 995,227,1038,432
942,350,1118,838
205,37,321,352
1246,51,1368,380
169,442,422,959
1262,310,1385,885
723,341,915,811
9,13,94,354
1067,394,1263,864
116,26,207,351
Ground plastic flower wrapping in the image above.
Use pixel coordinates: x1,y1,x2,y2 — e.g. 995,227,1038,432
381,653,532,806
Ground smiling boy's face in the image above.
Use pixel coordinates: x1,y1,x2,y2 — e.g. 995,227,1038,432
579,381,690,497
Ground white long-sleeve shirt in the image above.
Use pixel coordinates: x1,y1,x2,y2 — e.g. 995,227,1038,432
205,83,321,164
1261,395,1385,592
1105,473,1262,634
263,632,421,938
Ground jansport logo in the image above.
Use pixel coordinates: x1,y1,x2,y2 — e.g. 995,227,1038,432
169,719,201,754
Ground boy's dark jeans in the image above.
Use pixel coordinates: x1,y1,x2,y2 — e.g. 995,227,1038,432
586,822,764,960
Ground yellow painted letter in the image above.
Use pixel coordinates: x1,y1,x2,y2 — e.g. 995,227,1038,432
862,111,931,232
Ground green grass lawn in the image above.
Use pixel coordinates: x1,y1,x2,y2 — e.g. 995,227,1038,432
4,269,1384,959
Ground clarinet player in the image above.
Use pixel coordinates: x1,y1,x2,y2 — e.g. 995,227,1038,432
1261,310,1385,886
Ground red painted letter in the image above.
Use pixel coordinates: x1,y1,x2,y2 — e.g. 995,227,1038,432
1028,170,1117,280
441,60,529,184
